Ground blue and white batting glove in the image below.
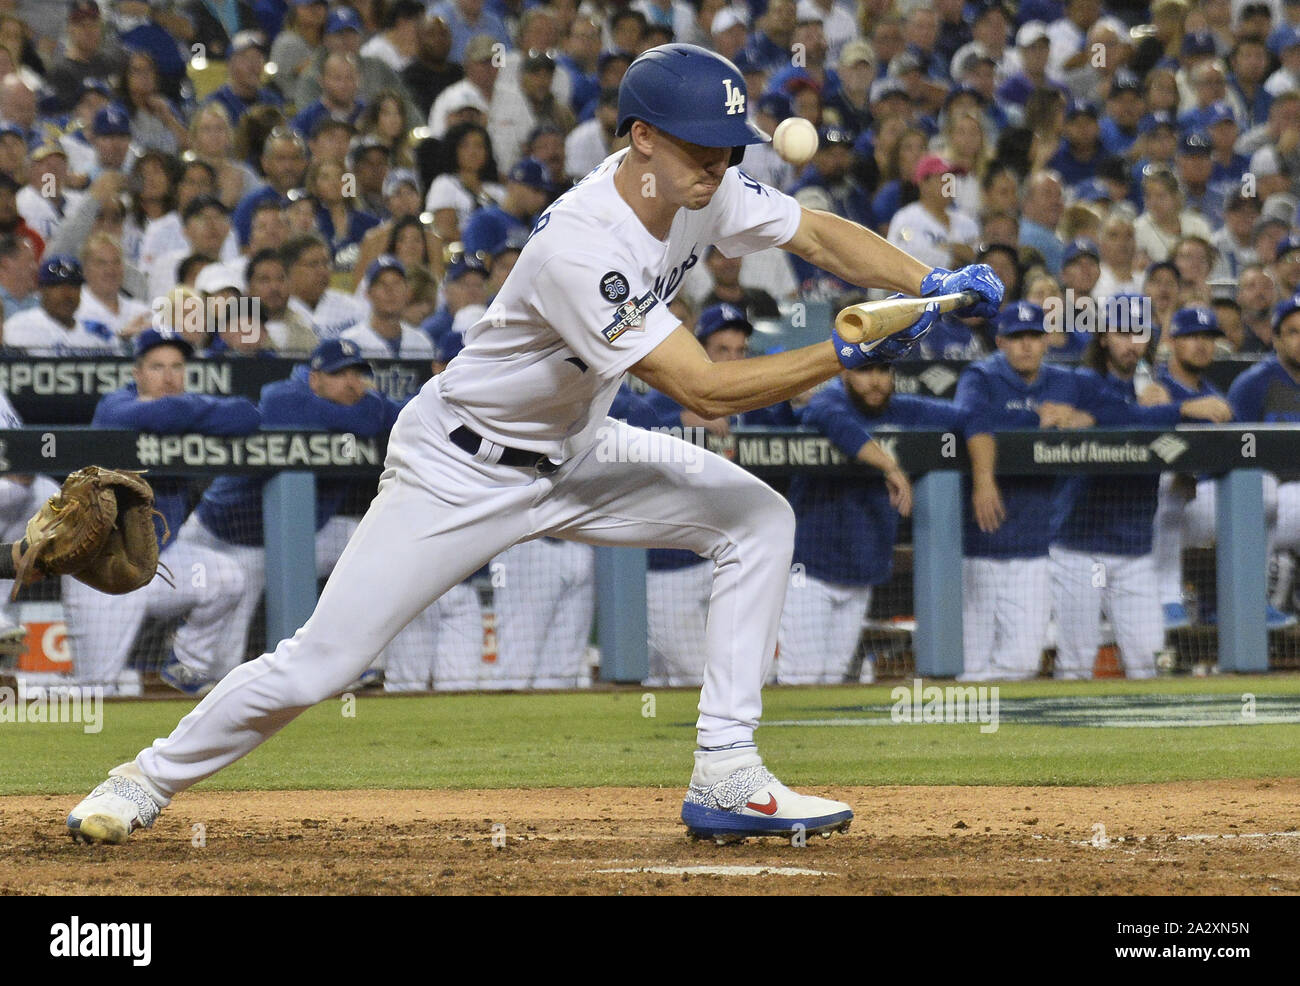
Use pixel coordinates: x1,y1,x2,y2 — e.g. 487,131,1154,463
921,264,1005,320
831,294,939,369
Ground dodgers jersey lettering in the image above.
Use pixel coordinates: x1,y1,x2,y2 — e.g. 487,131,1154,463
425,149,802,456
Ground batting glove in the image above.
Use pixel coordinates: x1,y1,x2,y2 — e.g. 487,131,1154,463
921,264,1005,320
831,294,938,369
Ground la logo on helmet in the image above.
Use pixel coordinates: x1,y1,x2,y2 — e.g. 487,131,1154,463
722,78,745,116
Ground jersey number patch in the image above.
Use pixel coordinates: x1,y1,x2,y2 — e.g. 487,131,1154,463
722,78,745,116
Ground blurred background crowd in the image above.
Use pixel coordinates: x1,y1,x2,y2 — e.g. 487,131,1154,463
0,0,1298,362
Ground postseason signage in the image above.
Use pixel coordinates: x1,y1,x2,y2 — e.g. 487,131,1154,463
0,357,433,425
0,427,1295,476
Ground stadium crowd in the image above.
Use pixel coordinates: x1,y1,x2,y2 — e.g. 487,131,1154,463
0,0,1298,693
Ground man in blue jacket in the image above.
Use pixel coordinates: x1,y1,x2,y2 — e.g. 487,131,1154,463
779,363,960,685
955,301,1205,681
72,329,261,696
175,339,402,682
1051,299,1233,680
1229,293,1300,620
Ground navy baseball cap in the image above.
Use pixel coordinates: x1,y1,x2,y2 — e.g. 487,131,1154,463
757,92,792,121
1179,131,1212,155
134,328,194,360
1170,306,1224,337
1146,259,1181,282
492,226,530,257
507,157,552,192
364,254,406,289
1272,292,1300,331
92,103,131,137
1270,24,1300,56
1062,238,1100,266
1205,101,1237,127
1101,293,1153,335
310,338,372,374
1109,76,1143,97
1181,31,1217,57
445,254,489,282
1065,99,1099,119
869,77,909,102
38,254,84,287
1275,234,1300,260
1138,111,1175,136
995,302,1045,336
326,7,363,34
695,303,753,342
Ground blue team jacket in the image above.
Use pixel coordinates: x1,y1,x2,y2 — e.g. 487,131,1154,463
791,380,964,586
196,365,401,545
92,383,261,543
1051,369,1182,556
956,353,1176,558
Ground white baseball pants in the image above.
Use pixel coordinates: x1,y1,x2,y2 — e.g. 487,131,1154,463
1049,546,1163,679
960,556,1051,681
776,573,871,685
383,581,484,691
492,538,595,689
645,560,711,687
175,513,359,679
62,537,246,689
1153,473,1294,606
134,395,795,799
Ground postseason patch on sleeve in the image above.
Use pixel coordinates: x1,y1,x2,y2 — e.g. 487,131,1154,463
600,271,630,303
601,293,658,343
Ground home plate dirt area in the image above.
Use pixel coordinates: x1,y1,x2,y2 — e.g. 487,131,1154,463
3,781,1298,895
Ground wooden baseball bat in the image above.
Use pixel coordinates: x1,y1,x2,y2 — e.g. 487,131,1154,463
834,291,980,345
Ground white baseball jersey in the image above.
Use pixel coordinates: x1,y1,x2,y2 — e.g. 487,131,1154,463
16,187,86,243
3,306,123,356
341,320,436,359
288,289,368,340
430,149,802,455
886,201,979,272
0,389,20,427
76,289,151,339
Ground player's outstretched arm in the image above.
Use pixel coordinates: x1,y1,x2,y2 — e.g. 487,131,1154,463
780,208,934,297
633,325,843,420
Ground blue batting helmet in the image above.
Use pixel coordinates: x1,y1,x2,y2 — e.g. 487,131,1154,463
616,44,767,165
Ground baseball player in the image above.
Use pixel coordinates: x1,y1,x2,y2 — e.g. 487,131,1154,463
779,364,961,685
1051,300,1233,679
66,45,1002,845
174,339,404,681
642,303,797,688
0,389,56,665
72,329,259,696
3,256,122,356
1228,293,1300,620
958,302,1187,681
1149,306,1236,628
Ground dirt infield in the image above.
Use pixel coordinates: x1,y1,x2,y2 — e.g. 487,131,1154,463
3,780,1298,895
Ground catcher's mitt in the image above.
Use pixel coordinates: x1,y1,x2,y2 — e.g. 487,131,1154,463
11,467,168,600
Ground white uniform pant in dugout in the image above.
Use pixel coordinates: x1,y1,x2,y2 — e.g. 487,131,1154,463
135,392,796,800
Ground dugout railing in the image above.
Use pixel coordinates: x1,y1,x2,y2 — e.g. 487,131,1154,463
1,424,1296,683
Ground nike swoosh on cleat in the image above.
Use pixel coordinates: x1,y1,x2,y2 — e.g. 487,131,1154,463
746,795,778,815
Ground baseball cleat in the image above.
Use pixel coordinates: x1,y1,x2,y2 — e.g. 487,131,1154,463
67,766,161,845
681,762,853,842
160,653,217,697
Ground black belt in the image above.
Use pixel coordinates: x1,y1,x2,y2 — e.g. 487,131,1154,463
450,425,559,474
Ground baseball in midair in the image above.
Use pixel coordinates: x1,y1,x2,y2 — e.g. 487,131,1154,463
772,117,819,166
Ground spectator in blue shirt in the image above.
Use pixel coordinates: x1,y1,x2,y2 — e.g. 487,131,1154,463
428,0,512,63
207,31,284,126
